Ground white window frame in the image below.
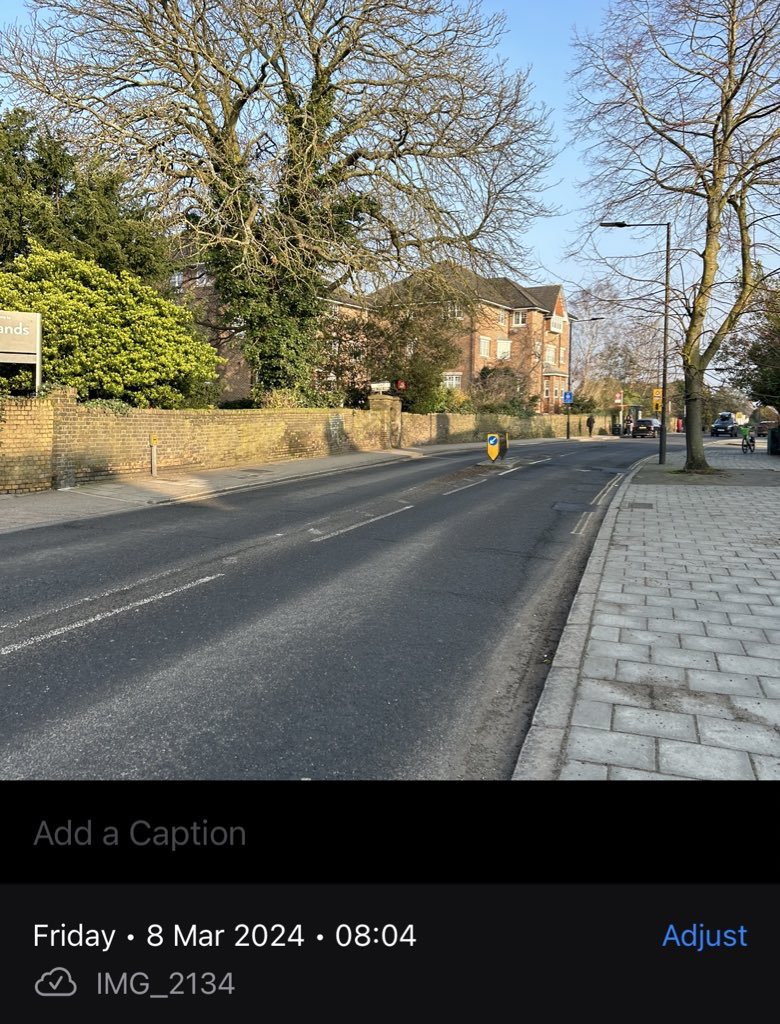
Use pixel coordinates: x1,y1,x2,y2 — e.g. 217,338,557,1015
545,344,556,364
170,271,183,290
496,309,506,326
512,311,527,326
553,385,559,398
448,303,462,320
544,382,550,399
496,338,511,360
479,336,491,358
550,314,564,334
443,373,462,389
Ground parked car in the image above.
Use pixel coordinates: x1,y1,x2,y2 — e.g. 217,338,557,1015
710,412,738,437
756,420,777,437
632,418,661,437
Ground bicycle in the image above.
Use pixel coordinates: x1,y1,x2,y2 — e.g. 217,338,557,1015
741,430,756,454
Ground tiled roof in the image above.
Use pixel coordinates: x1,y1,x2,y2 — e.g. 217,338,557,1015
485,276,547,310
364,266,564,313
523,285,563,315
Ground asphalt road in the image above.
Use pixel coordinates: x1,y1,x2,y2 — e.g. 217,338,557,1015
0,437,682,779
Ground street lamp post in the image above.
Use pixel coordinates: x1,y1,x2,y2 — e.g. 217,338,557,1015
567,315,605,439
599,221,671,465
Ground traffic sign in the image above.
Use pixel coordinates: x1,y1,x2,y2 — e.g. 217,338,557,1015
486,434,500,462
563,391,573,405
652,387,662,403
614,391,623,404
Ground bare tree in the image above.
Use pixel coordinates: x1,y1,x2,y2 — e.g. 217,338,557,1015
570,278,666,408
571,0,780,470
0,0,554,292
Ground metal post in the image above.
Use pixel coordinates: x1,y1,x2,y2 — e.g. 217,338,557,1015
566,318,572,439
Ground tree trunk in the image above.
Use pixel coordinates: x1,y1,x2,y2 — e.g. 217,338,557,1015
683,357,708,471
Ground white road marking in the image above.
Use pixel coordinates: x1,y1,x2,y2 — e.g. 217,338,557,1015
0,575,225,656
443,479,488,495
310,505,413,542
0,566,187,631
498,466,522,475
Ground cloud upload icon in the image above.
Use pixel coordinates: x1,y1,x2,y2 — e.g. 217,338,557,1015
35,966,77,997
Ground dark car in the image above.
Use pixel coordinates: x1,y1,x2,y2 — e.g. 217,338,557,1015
632,418,661,437
756,420,777,437
710,413,738,437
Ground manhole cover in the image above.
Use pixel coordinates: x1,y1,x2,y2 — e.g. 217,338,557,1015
628,502,654,509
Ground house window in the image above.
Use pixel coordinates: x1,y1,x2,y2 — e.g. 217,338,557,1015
513,311,527,326
496,339,511,360
170,271,183,290
559,347,565,366
497,309,506,325
550,314,564,334
545,344,556,364
448,303,462,319
443,373,462,389
193,264,215,289
554,385,559,398
479,336,490,357
544,382,550,399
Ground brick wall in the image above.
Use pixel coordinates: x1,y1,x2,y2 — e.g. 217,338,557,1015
400,411,616,445
0,396,54,493
0,389,625,495
0,390,394,493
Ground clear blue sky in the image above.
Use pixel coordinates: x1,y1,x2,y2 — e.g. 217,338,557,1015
2,0,609,290
481,0,611,288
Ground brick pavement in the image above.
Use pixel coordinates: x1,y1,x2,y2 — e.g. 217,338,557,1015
513,438,780,781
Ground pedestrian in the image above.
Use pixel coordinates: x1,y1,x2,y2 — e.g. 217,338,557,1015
624,415,633,436
586,414,595,437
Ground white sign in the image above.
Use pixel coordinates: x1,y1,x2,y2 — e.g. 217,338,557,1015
370,381,391,393
614,391,623,404
0,309,42,392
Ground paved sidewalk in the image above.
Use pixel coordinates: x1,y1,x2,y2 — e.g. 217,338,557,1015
513,439,780,781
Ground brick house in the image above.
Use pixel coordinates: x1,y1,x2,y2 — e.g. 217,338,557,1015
438,271,571,413
170,262,254,401
170,262,571,411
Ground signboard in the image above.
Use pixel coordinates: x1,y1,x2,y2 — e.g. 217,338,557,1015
0,309,42,392
614,390,623,404
563,391,573,405
652,387,663,413
486,433,508,462
369,381,391,393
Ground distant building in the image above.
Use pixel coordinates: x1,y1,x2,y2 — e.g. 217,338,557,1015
432,270,571,413
170,260,571,410
170,263,252,401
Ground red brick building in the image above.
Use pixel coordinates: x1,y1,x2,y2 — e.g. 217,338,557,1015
172,263,571,410
438,271,571,413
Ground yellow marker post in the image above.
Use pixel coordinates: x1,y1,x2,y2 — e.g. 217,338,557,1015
486,434,500,462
